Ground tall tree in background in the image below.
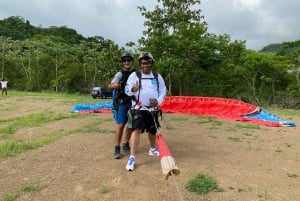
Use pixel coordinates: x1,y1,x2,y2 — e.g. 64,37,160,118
0,36,13,78
138,0,206,95
138,0,246,96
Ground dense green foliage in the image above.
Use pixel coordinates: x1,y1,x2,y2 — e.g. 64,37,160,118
0,16,126,93
1,1,300,107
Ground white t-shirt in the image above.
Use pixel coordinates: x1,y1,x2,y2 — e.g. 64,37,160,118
1,81,8,88
125,71,167,110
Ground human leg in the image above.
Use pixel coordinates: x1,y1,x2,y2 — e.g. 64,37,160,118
115,123,125,146
148,133,156,148
148,133,159,156
130,129,141,156
114,123,125,159
122,126,131,153
146,111,159,156
126,129,141,171
126,110,145,171
118,105,131,152
112,106,127,159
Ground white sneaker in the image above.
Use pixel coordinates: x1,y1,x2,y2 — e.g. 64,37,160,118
148,148,160,156
126,156,135,171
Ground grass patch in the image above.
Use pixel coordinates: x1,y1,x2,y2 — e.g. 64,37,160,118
0,117,113,158
0,112,77,137
0,141,36,157
287,173,298,178
185,172,223,194
233,123,261,130
3,191,19,201
269,108,300,117
21,182,39,192
228,136,242,142
98,185,108,193
169,115,189,121
197,116,223,126
3,181,39,201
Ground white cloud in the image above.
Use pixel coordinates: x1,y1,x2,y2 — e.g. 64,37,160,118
201,0,300,50
234,0,261,10
0,0,299,50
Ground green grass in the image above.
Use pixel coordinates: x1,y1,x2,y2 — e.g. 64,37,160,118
21,182,39,192
197,116,223,126
3,181,40,201
169,115,189,121
0,121,108,158
228,136,242,142
8,90,111,103
3,191,19,201
234,123,261,130
185,172,223,195
269,108,300,117
98,185,108,193
287,173,298,178
0,113,113,158
0,112,77,136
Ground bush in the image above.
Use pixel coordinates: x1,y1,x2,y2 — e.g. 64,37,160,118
185,172,222,194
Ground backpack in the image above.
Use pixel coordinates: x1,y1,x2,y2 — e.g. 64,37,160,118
113,69,135,108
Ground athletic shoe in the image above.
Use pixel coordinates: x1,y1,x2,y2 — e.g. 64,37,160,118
148,148,160,156
122,142,130,153
126,156,135,171
114,146,121,159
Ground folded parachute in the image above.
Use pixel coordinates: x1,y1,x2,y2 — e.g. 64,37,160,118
159,96,296,127
71,96,296,127
71,101,112,113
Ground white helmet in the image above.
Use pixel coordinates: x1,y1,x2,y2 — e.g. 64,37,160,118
138,52,154,63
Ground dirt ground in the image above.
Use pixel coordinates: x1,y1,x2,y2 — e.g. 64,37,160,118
1,94,300,201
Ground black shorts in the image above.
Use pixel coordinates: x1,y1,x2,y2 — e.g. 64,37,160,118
132,110,160,135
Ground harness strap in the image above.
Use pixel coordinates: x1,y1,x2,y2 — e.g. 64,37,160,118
134,70,159,107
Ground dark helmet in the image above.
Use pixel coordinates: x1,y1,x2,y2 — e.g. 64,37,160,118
121,52,134,61
138,52,154,63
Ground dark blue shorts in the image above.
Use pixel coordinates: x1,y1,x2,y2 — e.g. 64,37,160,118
132,110,160,135
112,103,131,124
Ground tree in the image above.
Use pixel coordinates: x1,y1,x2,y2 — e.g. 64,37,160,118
138,0,208,95
234,50,290,105
138,0,246,96
0,36,14,78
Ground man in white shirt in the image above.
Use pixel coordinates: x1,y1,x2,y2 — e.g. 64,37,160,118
125,52,167,171
1,78,9,96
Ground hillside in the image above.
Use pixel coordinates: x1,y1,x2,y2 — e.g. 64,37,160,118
0,16,87,44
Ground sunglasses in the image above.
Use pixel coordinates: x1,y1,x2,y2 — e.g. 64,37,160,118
140,61,152,65
122,58,132,62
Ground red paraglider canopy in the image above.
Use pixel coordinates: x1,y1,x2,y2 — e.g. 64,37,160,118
71,96,295,127
159,96,288,127
160,96,257,120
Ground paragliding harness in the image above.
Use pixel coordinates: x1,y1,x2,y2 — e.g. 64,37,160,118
129,70,162,122
112,69,135,112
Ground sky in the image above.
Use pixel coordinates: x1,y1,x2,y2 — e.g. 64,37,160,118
0,0,299,50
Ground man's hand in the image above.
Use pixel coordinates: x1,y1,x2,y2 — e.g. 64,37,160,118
149,98,158,107
131,81,139,92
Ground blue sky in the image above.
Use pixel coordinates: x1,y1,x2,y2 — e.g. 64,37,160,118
0,0,299,50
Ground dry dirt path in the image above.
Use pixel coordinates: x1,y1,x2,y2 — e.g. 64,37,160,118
1,94,300,201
